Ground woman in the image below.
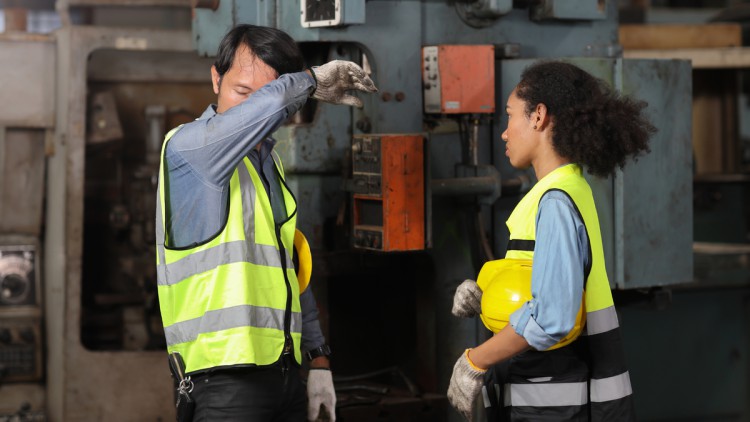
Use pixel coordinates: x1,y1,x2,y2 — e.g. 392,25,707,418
448,61,655,421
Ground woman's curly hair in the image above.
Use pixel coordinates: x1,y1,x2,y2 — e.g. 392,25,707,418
515,61,656,178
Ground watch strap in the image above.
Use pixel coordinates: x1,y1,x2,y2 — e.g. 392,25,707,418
305,344,331,361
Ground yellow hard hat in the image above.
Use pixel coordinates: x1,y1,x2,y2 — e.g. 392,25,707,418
476,258,586,351
293,229,312,293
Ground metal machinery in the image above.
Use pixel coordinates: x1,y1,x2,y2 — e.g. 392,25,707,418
0,29,53,421
6,0,749,421
190,1,693,421
1,8,212,419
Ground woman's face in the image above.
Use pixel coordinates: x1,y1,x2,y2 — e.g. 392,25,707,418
501,88,539,169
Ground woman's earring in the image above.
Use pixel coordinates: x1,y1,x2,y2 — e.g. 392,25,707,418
533,125,537,130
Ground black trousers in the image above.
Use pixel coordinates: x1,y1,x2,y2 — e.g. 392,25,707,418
189,355,307,422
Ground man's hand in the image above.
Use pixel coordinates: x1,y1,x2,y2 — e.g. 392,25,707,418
307,368,336,422
452,279,482,318
447,350,486,421
310,60,377,108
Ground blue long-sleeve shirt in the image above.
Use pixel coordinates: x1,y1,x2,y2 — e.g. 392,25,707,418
163,71,326,353
508,189,589,351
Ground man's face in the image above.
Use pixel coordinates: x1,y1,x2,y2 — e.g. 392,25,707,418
211,45,278,114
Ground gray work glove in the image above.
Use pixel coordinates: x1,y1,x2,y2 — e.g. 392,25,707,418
307,368,336,421
310,60,378,108
452,279,482,318
447,350,486,421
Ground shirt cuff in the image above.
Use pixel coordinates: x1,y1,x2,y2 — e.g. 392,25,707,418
509,301,533,337
300,71,316,93
509,301,558,351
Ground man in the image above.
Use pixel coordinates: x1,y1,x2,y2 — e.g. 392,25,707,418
154,24,377,421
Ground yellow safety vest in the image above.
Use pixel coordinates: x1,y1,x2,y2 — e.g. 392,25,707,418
503,164,635,420
155,127,301,374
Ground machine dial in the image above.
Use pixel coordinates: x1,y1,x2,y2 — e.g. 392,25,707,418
1,273,29,304
0,255,33,305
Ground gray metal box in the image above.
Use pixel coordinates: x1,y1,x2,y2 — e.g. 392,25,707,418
0,36,55,128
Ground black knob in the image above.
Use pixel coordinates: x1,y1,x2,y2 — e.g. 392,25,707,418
20,328,35,344
0,329,11,344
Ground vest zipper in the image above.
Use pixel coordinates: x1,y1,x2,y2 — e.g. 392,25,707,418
262,154,296,375
275,224,294,366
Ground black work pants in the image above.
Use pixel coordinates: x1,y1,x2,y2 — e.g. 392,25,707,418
190,355,307,422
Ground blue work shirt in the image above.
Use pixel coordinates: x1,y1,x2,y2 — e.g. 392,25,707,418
163,71,326,353
509,189,589,351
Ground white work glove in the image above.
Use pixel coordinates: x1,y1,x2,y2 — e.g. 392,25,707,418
307,368,336,422
310,60,378,108
452,279,483,318
447,350,486,421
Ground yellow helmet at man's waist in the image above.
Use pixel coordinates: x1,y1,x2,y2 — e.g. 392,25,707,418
293,229,312,293
476,258,585,351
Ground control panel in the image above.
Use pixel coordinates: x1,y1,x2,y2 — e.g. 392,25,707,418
0,316,43,382
351,134,427,252
300,0,365,28
422,46,442,114
0,244,43,382
0,246,38,308
422,45,496,114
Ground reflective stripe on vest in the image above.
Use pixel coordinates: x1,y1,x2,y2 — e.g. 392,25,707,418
504,164,634,419
155,128,301,374
156,240,290,285
586,306,620,336
591,371,633,403
504,381,588,407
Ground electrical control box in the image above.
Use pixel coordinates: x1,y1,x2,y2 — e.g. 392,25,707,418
422,45,496,114
0,244,43,382
300,0,366,28
0,316,43,382
0,245,39,309
351,134,427,252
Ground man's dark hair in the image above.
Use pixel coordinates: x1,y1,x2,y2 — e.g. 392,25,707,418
213,24,304,78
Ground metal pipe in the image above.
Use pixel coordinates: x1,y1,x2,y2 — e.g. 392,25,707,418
476,210,496,261
432,176,498,196
334,385,390,395
144,105,166,166
500,174,531,196
432,175,529,198
470,119,479,166
55,0,70,27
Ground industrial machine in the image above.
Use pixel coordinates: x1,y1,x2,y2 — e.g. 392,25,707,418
0,243,43,383
350,134,427,252
4,0,749,421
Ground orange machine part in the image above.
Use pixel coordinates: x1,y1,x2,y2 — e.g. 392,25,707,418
351,134,425,252
438,45,495,114
381,135,425,251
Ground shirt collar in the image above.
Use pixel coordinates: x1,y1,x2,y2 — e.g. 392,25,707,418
199,104,217,120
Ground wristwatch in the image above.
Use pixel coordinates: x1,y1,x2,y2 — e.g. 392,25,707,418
306,344,332,361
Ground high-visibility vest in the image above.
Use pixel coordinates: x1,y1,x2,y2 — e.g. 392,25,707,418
503,163,635,421
155,127,301,374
